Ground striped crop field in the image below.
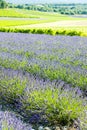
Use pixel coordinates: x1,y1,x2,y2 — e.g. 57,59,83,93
0,32,87,129
0,9,87,36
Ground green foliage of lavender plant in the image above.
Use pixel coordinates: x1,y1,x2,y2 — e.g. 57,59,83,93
0,69,87,127
0,58,27,70
0,77,26,104
0,57,87,90
23,87,86,126
25,64,41,75
0,58,20,70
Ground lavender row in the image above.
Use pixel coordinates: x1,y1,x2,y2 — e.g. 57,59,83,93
0,33,87,90
0,32,87,70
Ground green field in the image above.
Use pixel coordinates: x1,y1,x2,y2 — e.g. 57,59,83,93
0,8,81,19
0,8,87,36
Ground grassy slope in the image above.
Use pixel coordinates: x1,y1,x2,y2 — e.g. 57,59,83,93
0,9,87,25
0,9,71,27
0,8,78,19
0,8,40,18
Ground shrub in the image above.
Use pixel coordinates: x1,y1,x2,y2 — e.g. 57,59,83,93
22,87,86,126
0,78,26,104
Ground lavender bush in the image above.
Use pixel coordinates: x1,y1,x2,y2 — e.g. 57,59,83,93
23,87,86,125
0,69,87,128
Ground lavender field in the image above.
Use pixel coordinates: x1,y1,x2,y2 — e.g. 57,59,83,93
0,32,87,130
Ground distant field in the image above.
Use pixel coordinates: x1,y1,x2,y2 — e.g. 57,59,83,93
0,9,75,27
0,8,71,19
13,20,87,28
0,9,40,18
0,19,50,27
0,8,87,36
11,20,87,34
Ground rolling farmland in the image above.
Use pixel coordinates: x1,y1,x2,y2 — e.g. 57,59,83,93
0,9,87,36
0,8,87,130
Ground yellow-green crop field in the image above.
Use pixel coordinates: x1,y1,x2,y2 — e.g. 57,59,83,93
0,8,87,36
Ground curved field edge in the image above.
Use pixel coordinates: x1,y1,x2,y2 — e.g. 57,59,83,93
0,27,87,36
0,8,63,18
0,8,86,19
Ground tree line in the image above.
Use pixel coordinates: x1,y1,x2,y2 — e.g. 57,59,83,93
8,3,87,15
1,1,87,15
0,0,8,8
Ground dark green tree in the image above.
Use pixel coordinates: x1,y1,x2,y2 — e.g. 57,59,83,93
0,0,8,8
